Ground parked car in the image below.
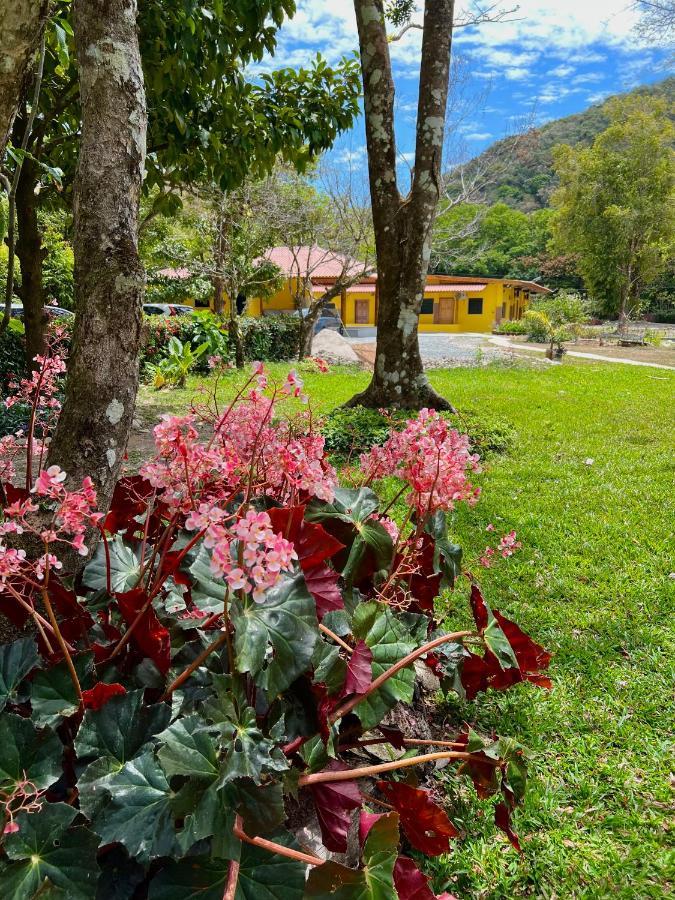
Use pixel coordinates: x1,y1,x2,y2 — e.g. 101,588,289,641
143,303,194,317
265,304,345,335
9,303,73,320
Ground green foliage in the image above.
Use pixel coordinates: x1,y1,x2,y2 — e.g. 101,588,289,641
39,209,74,309
321,405,514,459
523,292,590,349
551,95,675,318
495,319,529,335
145,272,212,308
0,320,27,394
239,315,302,361
146,336,210,389
445,77,674,213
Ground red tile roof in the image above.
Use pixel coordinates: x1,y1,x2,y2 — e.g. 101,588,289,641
263,246,371,279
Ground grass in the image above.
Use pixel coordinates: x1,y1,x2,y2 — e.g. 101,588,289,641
137,360,674,899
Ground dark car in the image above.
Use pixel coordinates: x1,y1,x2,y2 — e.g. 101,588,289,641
10,304,73,320
297,304,346,335
143,303,194,317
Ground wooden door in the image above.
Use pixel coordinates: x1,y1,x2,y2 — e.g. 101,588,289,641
436,297,455,324
355,299,369,324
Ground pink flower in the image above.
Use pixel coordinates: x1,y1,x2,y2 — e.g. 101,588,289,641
252,361,264,376
34,465,67,497
208,355,222,370
486,523,495,532
498,530,522,558
312,357,329,373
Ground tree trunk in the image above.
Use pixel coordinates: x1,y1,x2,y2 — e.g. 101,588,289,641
15,156,48,363
228,302,244,368
346,0,455,411
47,0,147,511
213,276,225,316
0,0,49,153
298,306,321,360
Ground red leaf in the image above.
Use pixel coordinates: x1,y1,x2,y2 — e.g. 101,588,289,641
117,588,170,674
401,535,442,614
469,582,489,632
105,476,159,538
309,761,362,852
495,801,522,853
48,579,94,643
359,810,385,846
378,724,405,750
343,640,372,698
394,856,458,900
268,506,344,570
82,682,126,711
2,483,30,506
377,781,458,856
463,584,551,698
304,563,344,620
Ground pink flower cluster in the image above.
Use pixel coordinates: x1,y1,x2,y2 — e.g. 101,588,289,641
4,353,66,413
0,466,102,591
361,409,480,516
190,507,297,603
479,529,522,568
141,364,336,512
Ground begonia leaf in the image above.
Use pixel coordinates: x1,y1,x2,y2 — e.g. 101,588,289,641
308,761,362,852
343,639,373,698
377,781,458,855
2,802,100,899
157,714,220,780
232,572,318,697
0,714,62,792
305,811,400,898
394,856,458,900
176,780,238,858
81,681,126,711
349,602,417,730
189,543,228,614
75,688,170,765
94,751,177,863
82,535,141,593
31,652,93,726
304,563,344,620
233,779,285,836
313,637,347,695
116,588,171,674
425,511,463,589
148,830,306,900
495,801,522,853
0,637,39,712
267,504,344,569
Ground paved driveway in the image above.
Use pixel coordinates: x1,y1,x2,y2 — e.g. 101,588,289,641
350,332,514,366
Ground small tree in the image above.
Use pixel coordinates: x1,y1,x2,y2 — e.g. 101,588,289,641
524,291,589,358
274,166,375,358
551,96,674,326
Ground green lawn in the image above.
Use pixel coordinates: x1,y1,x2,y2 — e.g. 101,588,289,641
137,361,674,899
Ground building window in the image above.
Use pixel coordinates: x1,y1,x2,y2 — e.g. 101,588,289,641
468,298,483,315
421,297,434,314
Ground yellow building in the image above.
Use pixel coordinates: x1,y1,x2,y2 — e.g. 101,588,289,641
159,247,550,332
246,247,550,333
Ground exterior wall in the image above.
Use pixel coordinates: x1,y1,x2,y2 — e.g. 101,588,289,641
242,275,534,332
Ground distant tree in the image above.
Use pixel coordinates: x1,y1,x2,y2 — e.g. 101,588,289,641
551,97,674,325
633,1,675,43
346,0,515,410
2,1,361,360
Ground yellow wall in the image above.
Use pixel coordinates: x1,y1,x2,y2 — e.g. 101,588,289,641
242,276,530,333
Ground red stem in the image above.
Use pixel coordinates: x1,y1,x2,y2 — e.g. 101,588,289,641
222,858,240,900
233,814,323,867
298,750,497,786
159,631,228,701
330,630,474,722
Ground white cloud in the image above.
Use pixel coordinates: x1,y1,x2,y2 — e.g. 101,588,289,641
464,132,493,141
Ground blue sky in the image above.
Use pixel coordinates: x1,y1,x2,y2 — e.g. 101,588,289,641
258,1,673,178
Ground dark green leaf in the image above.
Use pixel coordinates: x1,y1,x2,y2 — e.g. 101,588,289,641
425,511,462,588
157,715,220,780
0,714,62,792
148,830,305,900
0,638,39,712
232,573,318,697
2,802,100,899
94,752,176,863
75,689,170,764
350,602,417,730
233,780,285,836
188,544,228,614
176,781,238,858
82,537,141,593
31,653,92,726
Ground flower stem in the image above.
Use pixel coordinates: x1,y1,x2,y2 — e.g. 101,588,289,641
319,622,353,654
298,749,497,787
160,631,228,701
233,814,323,867
222,857,240,900
41,588,82,705
330,630,474,722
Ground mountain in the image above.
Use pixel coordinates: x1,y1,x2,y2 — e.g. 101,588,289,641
452,77,675,212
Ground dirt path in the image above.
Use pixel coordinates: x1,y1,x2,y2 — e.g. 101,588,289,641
489,336,675,369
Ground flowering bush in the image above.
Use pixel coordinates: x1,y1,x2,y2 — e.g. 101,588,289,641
0,357,551,898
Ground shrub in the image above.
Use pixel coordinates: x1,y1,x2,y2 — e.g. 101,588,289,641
495,319,528,335
146,335,210,388
321,405,514,459
0,362,550,897
0,320,27,394
240,313,302,361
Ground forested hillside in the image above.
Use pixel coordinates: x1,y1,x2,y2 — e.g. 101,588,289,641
452,77,674,212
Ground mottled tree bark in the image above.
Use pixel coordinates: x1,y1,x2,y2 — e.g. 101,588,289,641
346,0,455,410
47,0,147,510
15,157,48,362
0,0,49,153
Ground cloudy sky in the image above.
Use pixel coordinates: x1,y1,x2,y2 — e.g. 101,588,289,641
260,1,672,174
